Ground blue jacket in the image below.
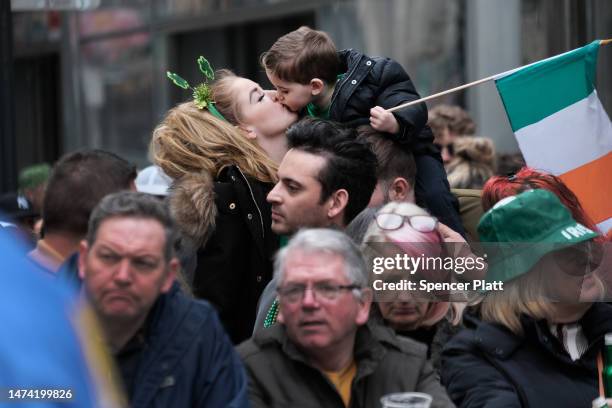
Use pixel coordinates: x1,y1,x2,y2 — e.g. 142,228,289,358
125,283,250,408
58,256,249,406
441,304,612,408
0,225,124,407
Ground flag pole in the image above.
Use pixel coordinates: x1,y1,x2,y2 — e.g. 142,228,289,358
387,76,496,113
387,38,612,114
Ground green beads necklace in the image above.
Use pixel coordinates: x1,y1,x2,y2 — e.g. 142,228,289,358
263,298,280,328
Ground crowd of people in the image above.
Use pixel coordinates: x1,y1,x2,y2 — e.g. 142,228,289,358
2,25,611,408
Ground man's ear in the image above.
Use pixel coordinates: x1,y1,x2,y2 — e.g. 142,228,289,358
327,189,349,220
78,240,89,280
161,258,178,293
310,78,325,96
388,177,412,202
355,288,373,325
277,306,285,324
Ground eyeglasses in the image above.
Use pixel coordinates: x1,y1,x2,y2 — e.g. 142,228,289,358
277,282,361,303
375,213,438,232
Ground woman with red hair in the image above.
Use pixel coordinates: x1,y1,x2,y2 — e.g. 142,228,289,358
482,167,606,240
482,167,611,301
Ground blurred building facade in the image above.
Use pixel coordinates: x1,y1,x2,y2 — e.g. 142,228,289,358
7,0,612,177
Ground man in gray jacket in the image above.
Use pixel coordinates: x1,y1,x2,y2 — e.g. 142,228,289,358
238,228,454,408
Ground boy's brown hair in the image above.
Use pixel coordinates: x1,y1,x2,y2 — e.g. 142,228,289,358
260,26,340,85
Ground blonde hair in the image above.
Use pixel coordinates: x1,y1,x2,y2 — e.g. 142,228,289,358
480,258,605,335
150,101,277,183
210,69,244,126
480,271,554,335
446,137,496,189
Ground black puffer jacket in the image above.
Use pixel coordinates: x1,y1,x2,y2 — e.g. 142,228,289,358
329,49,436,155
441,304,612,408
170,165,279,344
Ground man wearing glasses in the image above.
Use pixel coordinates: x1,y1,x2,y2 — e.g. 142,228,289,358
238,228,454,408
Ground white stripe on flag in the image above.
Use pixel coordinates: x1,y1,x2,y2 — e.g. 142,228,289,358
597,218,612,234
514,90,612,175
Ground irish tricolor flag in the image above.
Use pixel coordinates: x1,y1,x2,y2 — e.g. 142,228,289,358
494,40,612,233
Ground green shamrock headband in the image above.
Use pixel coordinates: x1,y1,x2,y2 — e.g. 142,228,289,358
166,56,226,121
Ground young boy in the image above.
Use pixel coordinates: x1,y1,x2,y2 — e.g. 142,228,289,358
261,26,465,235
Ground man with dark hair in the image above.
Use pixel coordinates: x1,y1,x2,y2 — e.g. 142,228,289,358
267,118,377,235
30,149,137,273
353,126,482,243
79,191,249,408
357,125,417,207
353,130,484,268
255,119,377,331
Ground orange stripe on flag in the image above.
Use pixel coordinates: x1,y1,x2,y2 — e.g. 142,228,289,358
559,151,612,224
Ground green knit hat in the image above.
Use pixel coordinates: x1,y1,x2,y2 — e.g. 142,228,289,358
477,189,598,283
18,163,51,190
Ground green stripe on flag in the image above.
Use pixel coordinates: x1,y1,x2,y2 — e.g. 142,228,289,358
495,40,599,132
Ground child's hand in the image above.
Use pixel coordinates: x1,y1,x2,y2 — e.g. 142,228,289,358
370,106,400,134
